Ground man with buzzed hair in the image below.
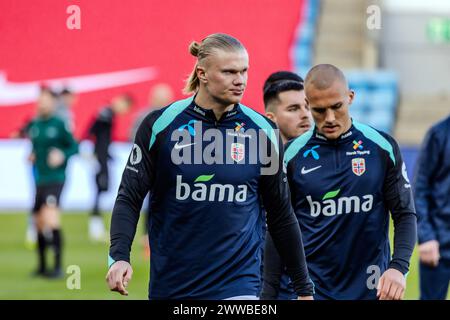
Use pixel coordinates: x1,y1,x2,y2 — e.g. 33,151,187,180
262,64,417,300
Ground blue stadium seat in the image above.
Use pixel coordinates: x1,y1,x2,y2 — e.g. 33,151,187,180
293,43,313,68
293,0,319,77
291,1,398,134
351,88,370,112
367,109,394,133
350,108,367,123
369,92,396,114
343,72,399,133
298,22,315,45
348,73,371,92
291,1,399,134
366,72,398,91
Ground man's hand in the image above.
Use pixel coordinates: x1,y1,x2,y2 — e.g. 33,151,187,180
419,240,440,267
106,261,133,296
377,268,406,300
47,148,65,168
297,296,314,300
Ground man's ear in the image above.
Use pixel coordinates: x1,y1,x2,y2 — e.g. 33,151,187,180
197,65,207,83
348,90,355,106
266,111,276,122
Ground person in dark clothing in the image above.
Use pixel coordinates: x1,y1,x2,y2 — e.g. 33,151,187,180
414,114,450,300
260,71,312,299
87,94,133,241
129,84,174,259
106,33,314,299
27,87,79,278
261,64,417,300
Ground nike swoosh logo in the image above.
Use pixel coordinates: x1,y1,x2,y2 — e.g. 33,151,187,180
0,67,157,106
301,165,322,174
174,142,196,150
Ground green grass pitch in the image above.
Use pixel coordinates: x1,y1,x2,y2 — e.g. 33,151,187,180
0,212,448,299
0,212,149,299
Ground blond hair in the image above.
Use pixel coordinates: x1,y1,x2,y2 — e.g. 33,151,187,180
183,33,245,94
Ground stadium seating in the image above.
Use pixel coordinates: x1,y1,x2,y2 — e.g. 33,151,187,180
347,71,399,134
292,0,320,76
292,0,399,134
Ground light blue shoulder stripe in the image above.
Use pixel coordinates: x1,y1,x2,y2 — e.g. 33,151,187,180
239,104,279,154
283,126,315,165
352,120,396,165
149,96,194,150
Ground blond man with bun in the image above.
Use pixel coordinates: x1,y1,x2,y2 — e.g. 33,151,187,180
106,33,313,300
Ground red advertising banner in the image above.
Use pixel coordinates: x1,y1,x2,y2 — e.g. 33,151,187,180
0,0,304,141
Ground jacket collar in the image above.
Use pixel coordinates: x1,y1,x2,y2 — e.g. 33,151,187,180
313,119,355,144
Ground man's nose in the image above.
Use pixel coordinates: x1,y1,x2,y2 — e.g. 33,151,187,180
233,73,245,86
325,109,336,123
299,107,310,120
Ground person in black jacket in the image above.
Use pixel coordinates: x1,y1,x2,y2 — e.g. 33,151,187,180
414,114,450,300
105,33,314,299
87,93,133,241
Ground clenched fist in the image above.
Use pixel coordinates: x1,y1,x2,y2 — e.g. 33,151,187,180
419,240,440,267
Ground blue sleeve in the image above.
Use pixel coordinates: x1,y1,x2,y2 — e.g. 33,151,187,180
108,111,160,266
382,134,417,275
413,128,440,244
259,132,314,297
261,231,283,299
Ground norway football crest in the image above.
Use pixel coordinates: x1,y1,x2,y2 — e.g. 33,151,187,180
352,158,366,176
231,143,245,162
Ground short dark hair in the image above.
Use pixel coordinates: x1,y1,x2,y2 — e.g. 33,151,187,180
60,87,73,95
263,71,303,92
263,71,304,110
